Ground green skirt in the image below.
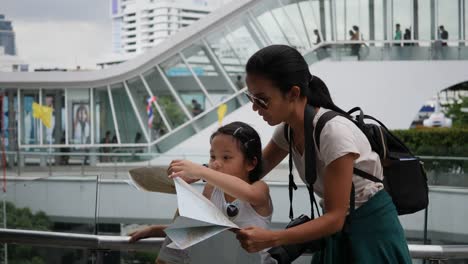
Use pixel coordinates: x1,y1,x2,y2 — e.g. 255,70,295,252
312,190,412,264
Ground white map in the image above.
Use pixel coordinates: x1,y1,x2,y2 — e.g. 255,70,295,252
164,177,239,250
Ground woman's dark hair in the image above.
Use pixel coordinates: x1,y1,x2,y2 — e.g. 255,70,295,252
245,44,346,115
210,121,262,183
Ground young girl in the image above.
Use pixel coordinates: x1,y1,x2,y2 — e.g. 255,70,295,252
235,45,412,263
130,121,275,264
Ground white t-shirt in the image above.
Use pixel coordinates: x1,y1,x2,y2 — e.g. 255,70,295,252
272,107,384,208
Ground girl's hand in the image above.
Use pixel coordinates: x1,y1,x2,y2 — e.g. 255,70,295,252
236,226,279,253
168,160,205,180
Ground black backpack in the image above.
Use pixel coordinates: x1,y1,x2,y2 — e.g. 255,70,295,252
286,107,429,215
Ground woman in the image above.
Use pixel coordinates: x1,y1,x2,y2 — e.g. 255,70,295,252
236,45,411,263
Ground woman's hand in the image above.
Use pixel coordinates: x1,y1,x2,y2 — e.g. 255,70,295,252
168,160,205,181
128,227,154,243
236,226,279,253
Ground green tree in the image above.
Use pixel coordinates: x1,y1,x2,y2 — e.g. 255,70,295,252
158,96,187,128
3,202,51,264
443,96,468,128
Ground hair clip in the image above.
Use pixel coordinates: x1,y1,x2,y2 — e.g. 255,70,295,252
233,127,243,137
243,138,256,149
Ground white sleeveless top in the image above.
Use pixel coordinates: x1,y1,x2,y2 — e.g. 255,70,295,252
210,187,276,264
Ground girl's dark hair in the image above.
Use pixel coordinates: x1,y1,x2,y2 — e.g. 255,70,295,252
210,121,262,183
245,44,347,115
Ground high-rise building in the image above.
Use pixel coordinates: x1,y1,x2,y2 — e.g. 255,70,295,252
0,14,28,72
104,0,223,63
0,14,16,56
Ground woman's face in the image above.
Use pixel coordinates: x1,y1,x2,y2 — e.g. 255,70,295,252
246,74,290,126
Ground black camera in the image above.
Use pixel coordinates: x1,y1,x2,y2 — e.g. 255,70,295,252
267,214,325,264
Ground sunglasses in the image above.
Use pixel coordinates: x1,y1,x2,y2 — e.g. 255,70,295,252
244,91,269,109
226,203,239,218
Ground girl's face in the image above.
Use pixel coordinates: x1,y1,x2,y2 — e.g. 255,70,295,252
209,134,255,181
246,74,291,126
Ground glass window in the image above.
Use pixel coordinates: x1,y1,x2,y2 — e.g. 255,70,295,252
297,0,322,45
93,87,118,145
346,0,370,41
272,0,308,50
182,42,236,104
109,83,143,144
251,1,290,45
125,76,152,143
418,0,431,42
159,55,212,117
20,90,40,145
206,30,245,80
393,0,412,42
67,89,91,145
223,18,261,64
437,0,459,42
42,89,65,145
374,0,385,42
142,67,188,130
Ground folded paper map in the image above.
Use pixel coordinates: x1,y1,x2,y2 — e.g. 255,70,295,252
128,166,176,194
164,177,239,249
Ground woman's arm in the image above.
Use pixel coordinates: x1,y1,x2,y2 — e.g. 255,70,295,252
128,225,168,242
170,160,270,207
260,140,289,179
236,153,356,252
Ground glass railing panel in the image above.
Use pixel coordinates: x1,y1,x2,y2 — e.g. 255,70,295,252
3,174,100,261
142,67,187,130
426,186,468,245
109,83,144,144
20,89,40,145
41,89,65,145
250,1,290,45
422,158,468,188
5,244,90,264
159,54,213,117
67,88,91,145
125,76,151,144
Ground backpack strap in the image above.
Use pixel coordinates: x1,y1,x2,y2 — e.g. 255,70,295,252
315,111,384,184
284,124,298,220
304,105,319,219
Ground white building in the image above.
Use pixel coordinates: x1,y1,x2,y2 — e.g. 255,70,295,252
99,0,226,67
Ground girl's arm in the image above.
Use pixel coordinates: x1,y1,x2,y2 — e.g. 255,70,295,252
170,160,270,207
260,140,288,179
236,153,356,252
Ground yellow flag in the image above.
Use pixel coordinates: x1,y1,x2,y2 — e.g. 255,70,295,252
217,103,228,126
32,102,53,128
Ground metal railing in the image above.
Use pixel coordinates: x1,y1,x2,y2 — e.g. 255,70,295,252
0,228,467,263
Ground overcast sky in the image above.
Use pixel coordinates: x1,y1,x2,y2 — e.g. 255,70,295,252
1,0,112,70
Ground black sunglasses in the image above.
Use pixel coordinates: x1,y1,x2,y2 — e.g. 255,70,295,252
226,203,239,218
244,91,269,109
